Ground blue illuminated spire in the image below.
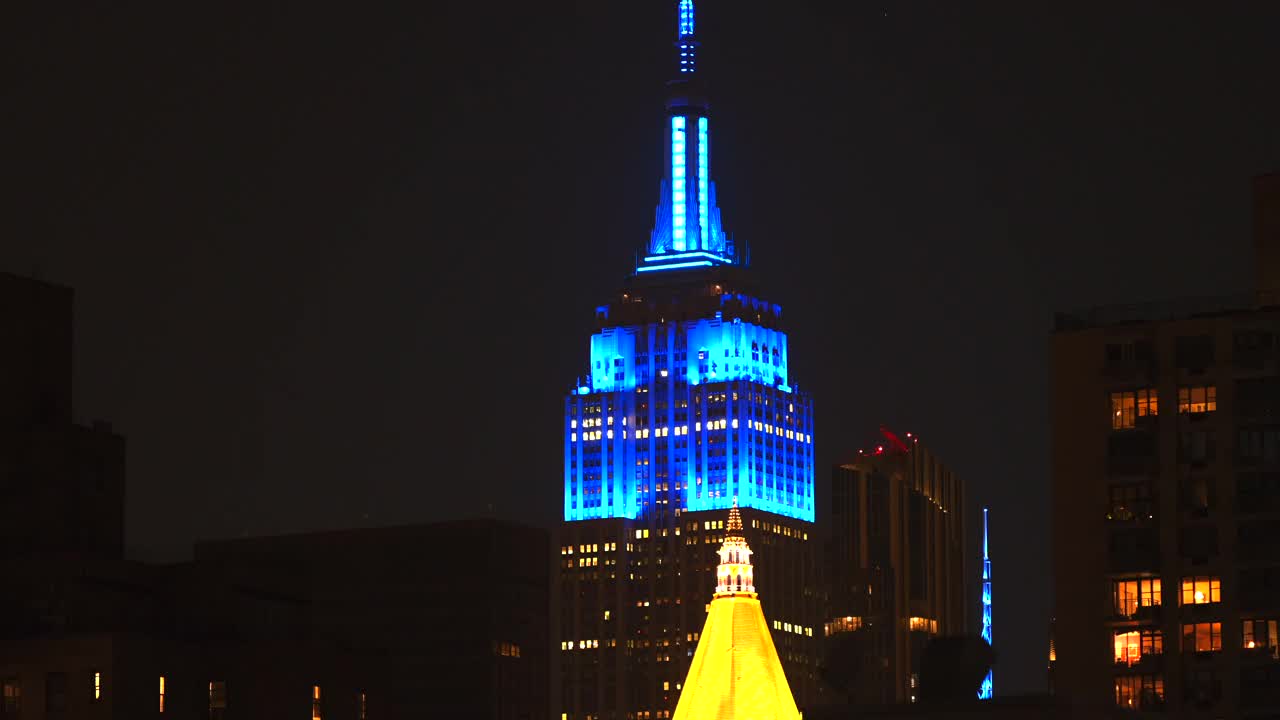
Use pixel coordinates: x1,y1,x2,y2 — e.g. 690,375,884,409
562,1,815,527
636,1,736,274
978,507,994,700
677,0,696,74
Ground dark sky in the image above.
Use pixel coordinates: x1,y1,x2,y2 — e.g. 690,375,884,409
6,0,1278,696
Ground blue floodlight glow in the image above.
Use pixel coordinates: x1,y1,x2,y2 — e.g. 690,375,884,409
635,260,713,273
639,112,731,273
564,1,814,524
565,308,813,523
678,0,694,37
677,2,696,73
636,4,742,273
978,507,994,700
697,117,709,249
642,251,730,264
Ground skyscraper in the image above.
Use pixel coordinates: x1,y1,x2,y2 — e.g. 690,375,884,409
557,4,822,718
825,428,967,705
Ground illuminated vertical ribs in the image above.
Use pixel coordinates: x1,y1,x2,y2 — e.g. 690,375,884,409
672,116,687,251
697,117,709,250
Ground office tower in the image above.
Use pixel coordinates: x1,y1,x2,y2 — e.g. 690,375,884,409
1050,175,1280,715
557,3,822,718
671,503,801,720
826,428,967,705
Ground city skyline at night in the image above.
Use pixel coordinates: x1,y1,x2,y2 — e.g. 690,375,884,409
5,0,1278,702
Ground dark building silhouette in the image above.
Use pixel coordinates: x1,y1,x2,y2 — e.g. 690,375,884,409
196,521,550,720
1051,174,1280,716
825,428,968,705
0,272,549,720
0,272,125,559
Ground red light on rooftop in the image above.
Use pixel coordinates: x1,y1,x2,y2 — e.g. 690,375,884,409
879,426,912,454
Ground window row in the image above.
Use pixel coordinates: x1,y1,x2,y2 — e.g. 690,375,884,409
1109,385,1217,429
1111,576,1224,615
0,677,363,718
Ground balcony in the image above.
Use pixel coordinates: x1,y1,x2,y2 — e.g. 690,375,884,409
1240,644,1280,663
1114,653,1161,674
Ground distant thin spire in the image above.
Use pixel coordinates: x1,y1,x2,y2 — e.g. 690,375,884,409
979,507,994,699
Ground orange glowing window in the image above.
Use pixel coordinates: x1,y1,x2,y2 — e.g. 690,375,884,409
159,676,166,713
1178,385,1217,413
1113,629,1162,665
209,681,227,713
1182,622,1222,652
312,685,322,720
1112,577,1161,616
1180,576,1221,605
1243,619,1280,657
1111,389,1157,429
1114,675,1163,709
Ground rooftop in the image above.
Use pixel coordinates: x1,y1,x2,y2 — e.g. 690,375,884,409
1052,290,1280,333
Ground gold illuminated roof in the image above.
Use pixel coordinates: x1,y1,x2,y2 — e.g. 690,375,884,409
673,502,801,720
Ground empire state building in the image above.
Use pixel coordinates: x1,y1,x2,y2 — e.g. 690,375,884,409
557,3,822,718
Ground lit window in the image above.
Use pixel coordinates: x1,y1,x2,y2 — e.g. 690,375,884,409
1243,619,1280,656
1113,629,1162,665
359,691,367,720
908,617,936,633
1182,622,1222,652
1114,675,1163,709
312,685,322,720
92,671,101,701
1110,388,1157,429
159,676,166,713
1112,577,1161,616
1178,385,1217,413
2,678,21,714
1180,576,1221,605
209,681,227,717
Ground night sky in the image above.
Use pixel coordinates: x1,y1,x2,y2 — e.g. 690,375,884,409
6,1,1279,696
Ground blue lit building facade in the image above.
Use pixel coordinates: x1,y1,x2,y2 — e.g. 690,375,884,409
562,5,814,526
557,4,823,720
